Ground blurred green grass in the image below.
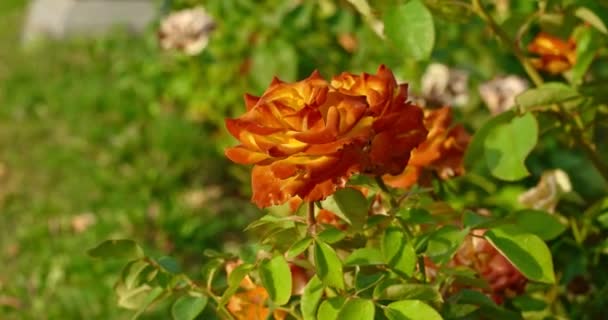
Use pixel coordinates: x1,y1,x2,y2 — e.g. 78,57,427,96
0,3,255,319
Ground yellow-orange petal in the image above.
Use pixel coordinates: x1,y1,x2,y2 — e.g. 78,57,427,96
225,146,269,164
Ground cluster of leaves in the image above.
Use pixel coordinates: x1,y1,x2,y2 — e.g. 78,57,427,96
2,0,607,318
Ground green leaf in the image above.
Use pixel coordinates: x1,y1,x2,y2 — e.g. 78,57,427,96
575,7,608,34
317,296,347,320
314,241,344,289
259,256,292,305
463,211,501,229
287,237,313,259
426,226,469,264
130,286,165,320
382,227,416,277
355,272,385,292
344,248,384,266
301,276,324,320
511,295,547,312
121,259,154,290
337,298,375,319
464,111,514,171
115,283,154,310
571,27,599,85
171,294,208,320
385,300,443,320
513,210,566,240
88,239,144,260
485,226,555,283
383,0,435,60
321,188,368,230
449,290,522,320
483,112,538,181
515,83,580,111
157,256,181,274
374,283,442,302
200,258,223,288
398,208,434,224
220,263,254,304
318,227,346,244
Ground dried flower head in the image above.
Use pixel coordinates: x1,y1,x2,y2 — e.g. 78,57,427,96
421,63,469,108
528,32,576,74
518,169,571,213
424,229,527,304
225,66,426,207
479,75,529,115
158,7,215,55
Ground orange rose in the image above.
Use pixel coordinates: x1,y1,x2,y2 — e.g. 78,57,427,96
384,107,470,189
226,66,426,207
331,66,428,176
227,286,286,320
528,32,576,74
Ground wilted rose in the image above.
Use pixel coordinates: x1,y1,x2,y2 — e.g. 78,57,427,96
453,230,527,304
226,66,426,208
518,169,571,213
420,63,469,108
528,32,576,74
158,7,215,55
384,107,470,189
424,229,527,304
479,75,529,115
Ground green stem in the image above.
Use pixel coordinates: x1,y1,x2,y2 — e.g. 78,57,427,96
471,0,544,87
375,176,399,208
307,201,317,235
551,110,608,184
418,256,427,283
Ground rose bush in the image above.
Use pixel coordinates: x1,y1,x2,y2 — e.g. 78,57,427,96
86,1,608,320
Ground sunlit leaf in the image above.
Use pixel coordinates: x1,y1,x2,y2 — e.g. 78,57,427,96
344,248,384,266
259,256,292,305
337,298,375,319
301,276,324,320
171,294,208,320
483,112,538,181
321,188,369,230
317,296,347,320
382,227,416,277
287,237,313,259
318,227,346,244
374,283,442,302
426,226,469,264
385,300,443,320
220,263,254,304
485,226,555,283
512,210,566,240
384,0,435,60
314,241,344,289
515,83,580,111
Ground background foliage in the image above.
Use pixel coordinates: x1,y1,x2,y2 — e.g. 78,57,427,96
1,0,607,319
